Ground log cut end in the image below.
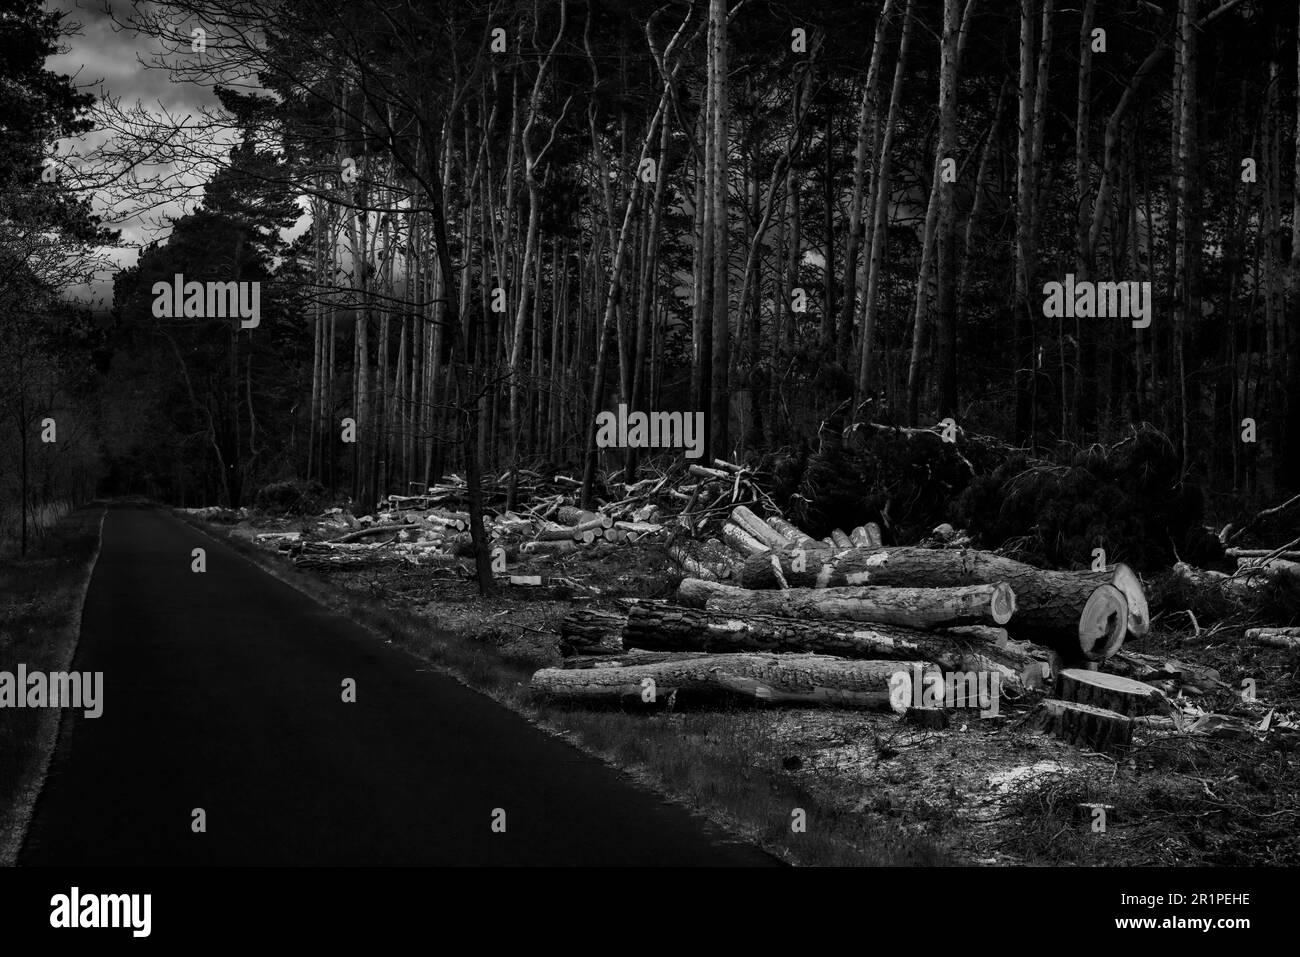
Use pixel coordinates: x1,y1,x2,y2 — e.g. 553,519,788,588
989,581,1017,625
1078,583,1129,661
1109,564,1149,639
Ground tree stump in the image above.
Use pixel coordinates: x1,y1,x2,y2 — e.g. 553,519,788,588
904,707,949,730
1056,668,1166,716
1027,699,1133,753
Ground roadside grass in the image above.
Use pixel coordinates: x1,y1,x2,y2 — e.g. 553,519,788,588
189,512,946,866
0,500,78,557
0,504,104,866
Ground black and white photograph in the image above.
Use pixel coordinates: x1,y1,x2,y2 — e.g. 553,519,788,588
0,0,1287,936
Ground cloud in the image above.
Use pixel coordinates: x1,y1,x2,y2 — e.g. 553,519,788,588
44,0,227,308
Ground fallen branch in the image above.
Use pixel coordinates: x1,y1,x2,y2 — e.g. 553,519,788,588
329,523,409,543
1227,493,1300,543
1244,627,1300,652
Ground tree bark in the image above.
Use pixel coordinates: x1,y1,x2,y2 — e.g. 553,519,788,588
531,653,936,709
668,540,736,580
855,0,915,400
559,610,626,656
721,521,771,557
1012,0,1038,443
617,603,1047,693
738,546,1143,645
708,0,731,461
728,505,791,549
1027,699,1133,753
766,515,818,547
677,577,1014,629
933,0,963,417
1244,628,1300,652
626,603,961,657
839,0,898,356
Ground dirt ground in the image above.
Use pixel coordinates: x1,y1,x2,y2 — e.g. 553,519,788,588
217,509,1300,866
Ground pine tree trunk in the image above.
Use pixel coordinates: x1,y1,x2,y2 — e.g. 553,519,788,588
709,0,730,460
933,0,963,417
840,0,897,358
1013,0,1038,443
856,0,914,401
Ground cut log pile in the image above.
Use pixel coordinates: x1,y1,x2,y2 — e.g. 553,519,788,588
263,459,793,577
270,477,677,576
529,502,1197,756
204,452,1300,758
245,457,808,584
666,505,1147,661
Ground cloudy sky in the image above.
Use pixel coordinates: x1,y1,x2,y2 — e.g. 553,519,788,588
45,0,236,309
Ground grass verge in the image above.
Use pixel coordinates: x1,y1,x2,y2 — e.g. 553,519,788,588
0,504,105,866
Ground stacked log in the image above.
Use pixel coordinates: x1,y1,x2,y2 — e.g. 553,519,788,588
558,610,626,656
677,578,1015,629
532,655,940,710
668,539,743,581
737,545,1145,656
626,603,1049,694
559,599,1053,695
721,522,770,557
766,516,818,548
728,505,791,551
534,505,1148,713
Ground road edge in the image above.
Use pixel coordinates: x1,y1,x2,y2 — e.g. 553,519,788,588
175,509,789,865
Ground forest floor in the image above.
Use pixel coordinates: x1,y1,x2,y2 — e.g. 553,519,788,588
193,509,1300,866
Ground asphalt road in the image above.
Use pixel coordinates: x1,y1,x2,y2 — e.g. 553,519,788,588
20,505,777,866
